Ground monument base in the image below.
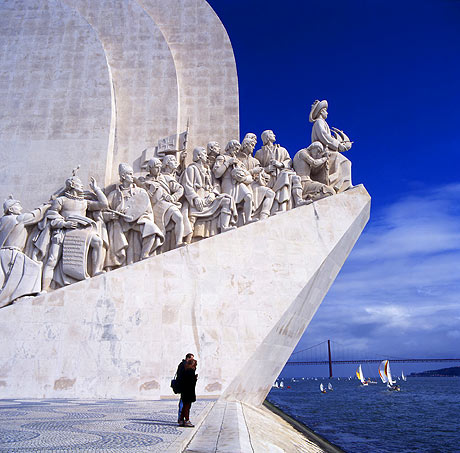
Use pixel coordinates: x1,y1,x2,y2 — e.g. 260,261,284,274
0,185,370,403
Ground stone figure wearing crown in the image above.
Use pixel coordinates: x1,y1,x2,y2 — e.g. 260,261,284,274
40,172,109,291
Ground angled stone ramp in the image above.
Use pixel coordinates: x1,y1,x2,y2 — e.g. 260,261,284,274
0,186,370,400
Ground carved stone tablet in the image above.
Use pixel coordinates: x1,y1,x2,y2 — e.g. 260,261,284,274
62,228,93,281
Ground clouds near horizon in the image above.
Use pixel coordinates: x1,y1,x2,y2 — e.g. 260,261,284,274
299,183,460,359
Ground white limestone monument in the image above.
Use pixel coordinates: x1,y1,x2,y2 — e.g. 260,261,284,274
0,0,370,408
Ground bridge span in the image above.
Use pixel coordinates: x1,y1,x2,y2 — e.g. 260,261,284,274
286,340,460,377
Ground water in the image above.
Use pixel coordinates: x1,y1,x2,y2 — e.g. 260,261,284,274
267,377,460,453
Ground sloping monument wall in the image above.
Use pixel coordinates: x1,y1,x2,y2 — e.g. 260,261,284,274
0,0,370,405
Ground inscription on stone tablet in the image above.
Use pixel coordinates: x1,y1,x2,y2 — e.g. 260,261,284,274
62,229,91,281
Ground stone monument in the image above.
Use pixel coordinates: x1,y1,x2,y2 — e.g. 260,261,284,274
0,0,370,413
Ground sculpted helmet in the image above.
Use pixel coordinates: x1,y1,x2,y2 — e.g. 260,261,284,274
3,194,20,215
118,163,133,178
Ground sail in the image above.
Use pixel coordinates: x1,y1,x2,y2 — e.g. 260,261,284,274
320,383,324,392
402,371,406,381
356,364,365,384
328,382,333,390
379,360,389,383
386,361,394,385
279,381,284,388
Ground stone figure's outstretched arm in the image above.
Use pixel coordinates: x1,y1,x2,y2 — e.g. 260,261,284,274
87,177,109,211
18,203,50,226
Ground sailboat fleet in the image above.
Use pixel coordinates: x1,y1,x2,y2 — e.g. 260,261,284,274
272,360,406,393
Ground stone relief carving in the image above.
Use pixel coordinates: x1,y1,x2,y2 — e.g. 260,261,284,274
0,100,354,306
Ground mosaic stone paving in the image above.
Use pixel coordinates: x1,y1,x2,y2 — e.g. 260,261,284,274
0,398,211,452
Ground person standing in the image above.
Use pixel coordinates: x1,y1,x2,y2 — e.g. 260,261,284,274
175,353,194,424
178,358,198,427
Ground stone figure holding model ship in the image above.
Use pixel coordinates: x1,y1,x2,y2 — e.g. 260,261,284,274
309,99,353,193
41,173,109,291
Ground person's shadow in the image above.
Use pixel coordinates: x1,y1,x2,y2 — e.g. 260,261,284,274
128,418,178,426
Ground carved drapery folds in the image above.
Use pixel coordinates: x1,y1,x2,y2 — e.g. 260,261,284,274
0,100,353,305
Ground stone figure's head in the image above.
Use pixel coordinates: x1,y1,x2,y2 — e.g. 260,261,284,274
147,158,162,177
162,155,178,173
261,130,276,145
3,195,22,215
225,139,241,156
241,137,254,155
307,141,326,159
118,163,134,184
65,176,84,195
207,141,221,159
193,147,207,163
243,133,257,148
309,99,328,123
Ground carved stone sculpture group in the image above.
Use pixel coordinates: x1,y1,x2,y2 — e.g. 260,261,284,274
0,100,353,307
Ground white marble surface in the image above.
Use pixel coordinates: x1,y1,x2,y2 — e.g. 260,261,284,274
0,0,239,209
0,186,370,402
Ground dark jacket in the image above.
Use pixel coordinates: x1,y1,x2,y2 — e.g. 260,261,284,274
180,367,197,403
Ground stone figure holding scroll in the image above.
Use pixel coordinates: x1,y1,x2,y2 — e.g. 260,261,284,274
254,130,304,212
213,140,254,225
293,141,335,202
181,147,237,241
104,163,164,269
236,134,275,220
41,175,108,291
0,196,49,307
137,158,185,250
309,99,353,193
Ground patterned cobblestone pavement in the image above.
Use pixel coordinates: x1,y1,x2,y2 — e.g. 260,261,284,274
0,398,211,452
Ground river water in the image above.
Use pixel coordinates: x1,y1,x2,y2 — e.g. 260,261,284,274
267,376,460,452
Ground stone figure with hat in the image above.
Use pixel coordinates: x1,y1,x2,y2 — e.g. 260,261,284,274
0,195,50,307
104,163,164,269
309,99,353,193
136,157,186,251
41,171,109,291
254,130,305,212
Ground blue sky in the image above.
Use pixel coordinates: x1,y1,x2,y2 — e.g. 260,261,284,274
208,0,460,375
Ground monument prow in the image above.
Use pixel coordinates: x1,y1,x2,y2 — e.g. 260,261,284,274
0,186,370,401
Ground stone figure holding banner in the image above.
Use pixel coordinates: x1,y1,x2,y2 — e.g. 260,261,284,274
0,196,49,306
309,99,353,193
41,175,108,291
104,163,164,269
181,147,237,242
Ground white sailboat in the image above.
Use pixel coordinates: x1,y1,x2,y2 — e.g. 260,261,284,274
356,364,368,386
279,381,284,388
272,381,279,388
320,383,326,393
401,370,407,381
379,360,400,391
327,382,333,391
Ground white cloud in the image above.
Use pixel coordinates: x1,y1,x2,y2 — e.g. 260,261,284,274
297,184,460,360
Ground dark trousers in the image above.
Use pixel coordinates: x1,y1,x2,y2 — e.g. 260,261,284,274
179,401,192,421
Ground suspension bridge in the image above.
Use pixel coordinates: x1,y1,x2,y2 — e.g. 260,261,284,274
287,340,460,377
